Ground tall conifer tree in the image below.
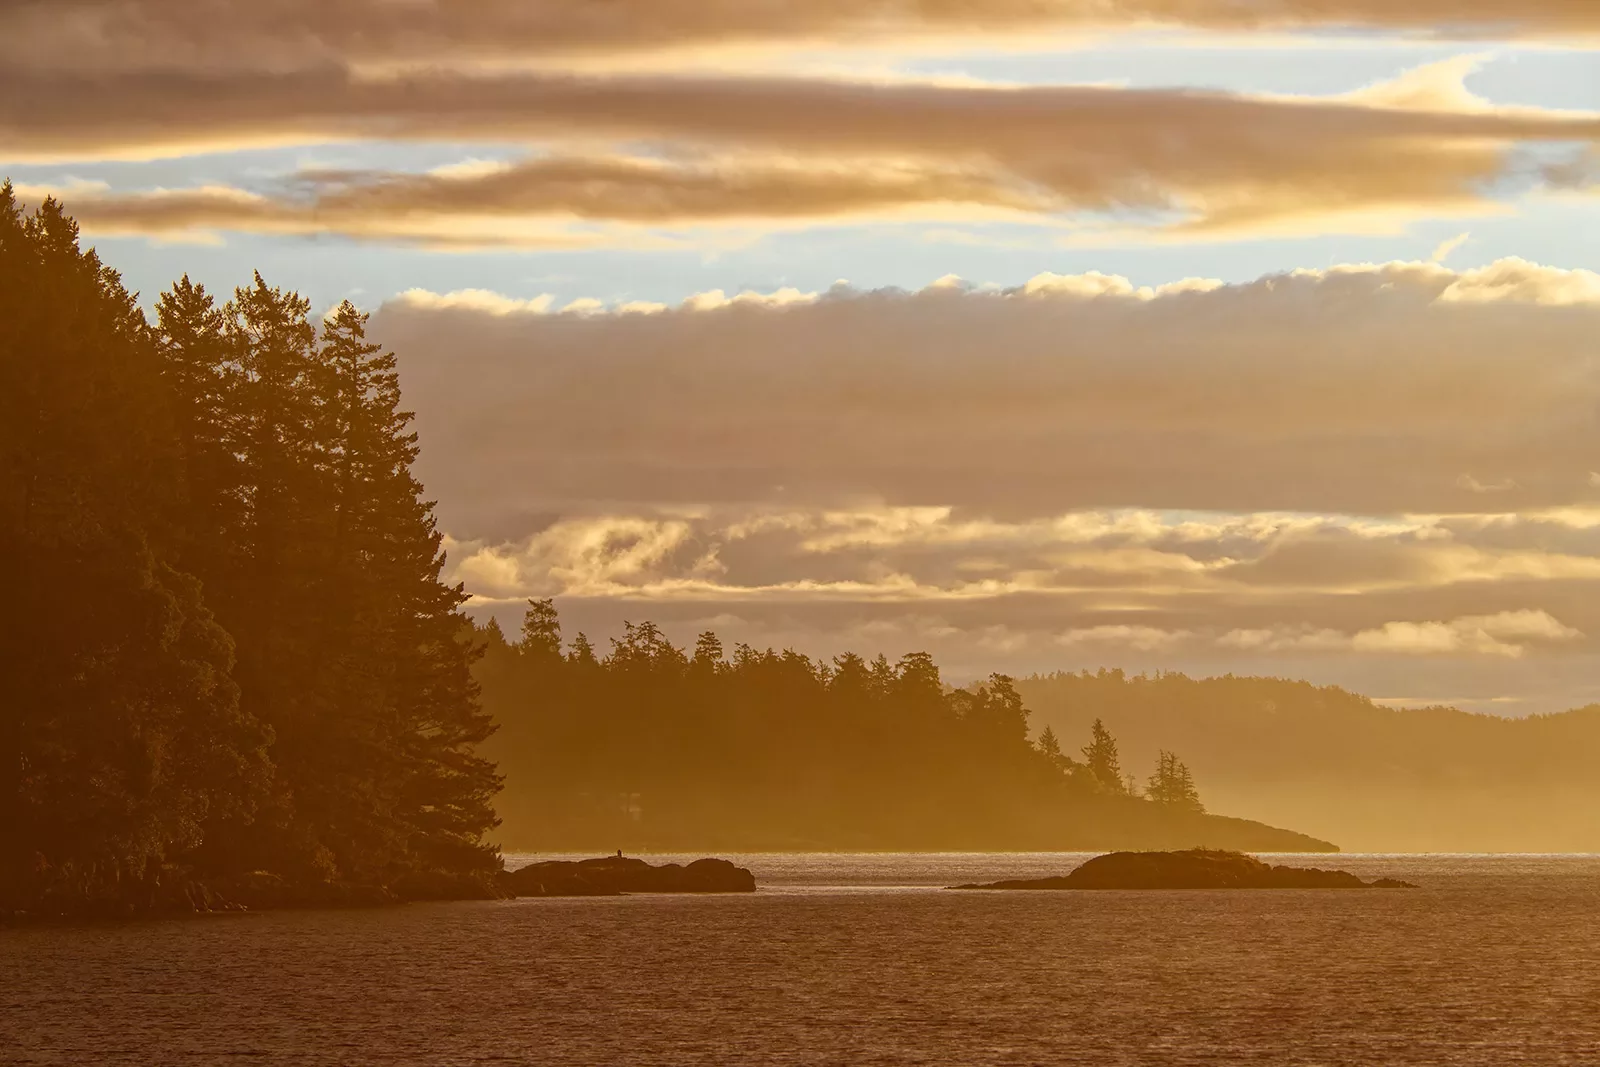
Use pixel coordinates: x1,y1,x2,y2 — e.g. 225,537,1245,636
317,302,501,876
154,275,239,581
1082,718,1128,795
0,187,271,910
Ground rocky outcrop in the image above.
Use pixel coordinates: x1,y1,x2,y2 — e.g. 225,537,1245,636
950,849,1418,890
504,855,757,897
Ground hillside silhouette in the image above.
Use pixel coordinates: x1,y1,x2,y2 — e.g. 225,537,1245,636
1020,671,1600,852
475,605,1330,852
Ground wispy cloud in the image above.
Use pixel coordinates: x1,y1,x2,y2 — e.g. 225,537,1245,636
8,59,1598,242
376,256,1600,541
5,0,1595,83
1431,231,1472,263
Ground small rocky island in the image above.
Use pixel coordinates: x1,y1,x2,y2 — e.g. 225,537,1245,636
950,849,1417,890
504,855,757,896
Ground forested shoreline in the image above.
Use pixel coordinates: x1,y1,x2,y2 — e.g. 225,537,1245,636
476,602,1330,853
1,192,1327,918
1020,671,1600,852
1,188,500,916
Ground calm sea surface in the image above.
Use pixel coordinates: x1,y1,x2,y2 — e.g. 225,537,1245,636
4,854,1599,1065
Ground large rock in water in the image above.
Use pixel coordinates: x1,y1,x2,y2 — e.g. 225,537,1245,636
504,856,757,897
950,849,1418,890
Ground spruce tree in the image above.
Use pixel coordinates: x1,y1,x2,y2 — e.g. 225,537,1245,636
692,631,726,674
154,275,239,583
975,674,1029,745
1146,751,1205,813
520,598,562,661
568,632,599,667
1082,718,1127,794
1037,725,1072,774
316,301,501,877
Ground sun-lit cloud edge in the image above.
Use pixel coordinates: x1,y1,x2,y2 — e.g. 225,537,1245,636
8,0,1600,86
9,53,1596,253
391,256,1600,319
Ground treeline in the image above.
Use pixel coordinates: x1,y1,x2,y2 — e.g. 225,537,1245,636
0,189,499,913
1018,669,1600,851
475,602,1308,852
1038,720,1203,811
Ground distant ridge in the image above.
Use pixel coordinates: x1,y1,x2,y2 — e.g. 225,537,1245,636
1020,671,1600,852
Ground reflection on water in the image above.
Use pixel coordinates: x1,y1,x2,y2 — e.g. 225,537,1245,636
4,855,1599,1065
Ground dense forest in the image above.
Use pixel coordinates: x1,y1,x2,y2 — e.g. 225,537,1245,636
475,602,1326,852
1020,670,1600,852
0,187,500,914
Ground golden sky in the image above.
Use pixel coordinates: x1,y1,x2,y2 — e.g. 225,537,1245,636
7,0,1599,711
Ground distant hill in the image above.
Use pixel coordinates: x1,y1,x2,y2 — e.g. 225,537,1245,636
1018,671,1600,852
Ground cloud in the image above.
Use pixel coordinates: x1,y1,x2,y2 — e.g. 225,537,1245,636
1220,610,1581,657
1342,53,1497,114
1456,473,1517,493
435,505,1600,708
446,506,1600,612
394,289,557,316
373,256,1600,543
363,256,1600,702
1436,257,1600,306
1059,625,1193,651
1431,231,1472,263
3,0,1595,82
1352,610,1580,657
448,517,701,598
12,7,1599,709
8,61,1599,239
26,156,1048,246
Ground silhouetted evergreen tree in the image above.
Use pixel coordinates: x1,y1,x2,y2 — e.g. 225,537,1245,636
1146,750,1204,813
154,275,239,580
520,598,562,661
1036,725,1073,774
692,631,725,674
1082,718,1127,795
569,632,599,667
305,300,501,878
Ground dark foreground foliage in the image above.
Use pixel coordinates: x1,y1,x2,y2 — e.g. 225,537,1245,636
0,187,500,916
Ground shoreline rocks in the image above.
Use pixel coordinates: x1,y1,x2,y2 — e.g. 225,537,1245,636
1,855,758,922
504,856,757,897
950,849,1419,890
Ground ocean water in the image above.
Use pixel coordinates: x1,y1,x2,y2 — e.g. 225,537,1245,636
4,854,1599,1065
